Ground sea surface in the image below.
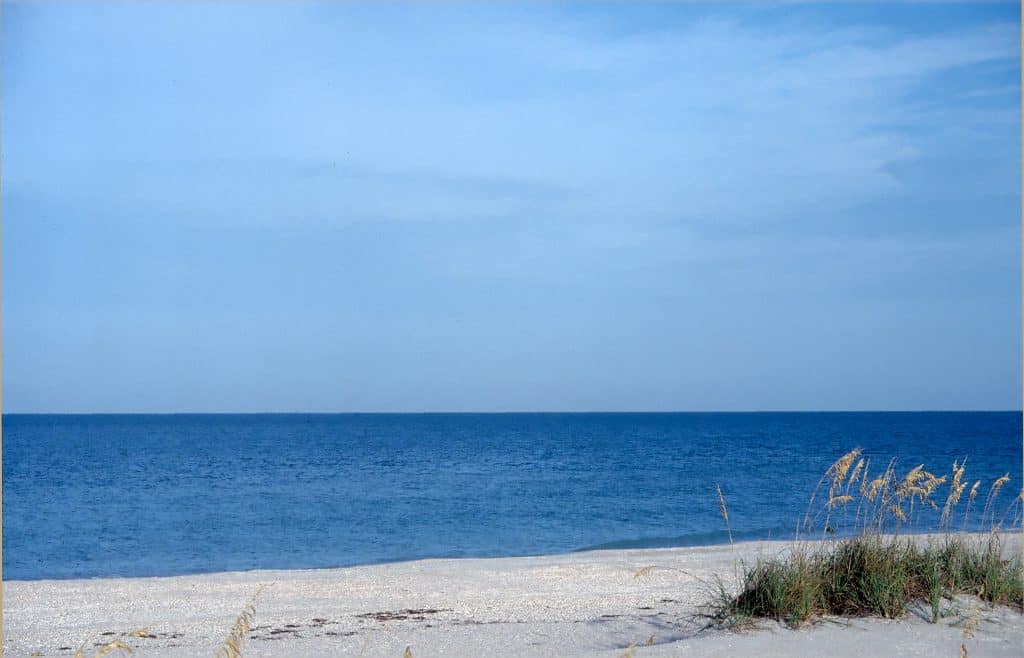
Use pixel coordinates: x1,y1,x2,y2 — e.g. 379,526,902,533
3,412,1021,580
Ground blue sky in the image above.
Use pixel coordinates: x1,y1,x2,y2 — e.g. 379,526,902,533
2,1,1020,412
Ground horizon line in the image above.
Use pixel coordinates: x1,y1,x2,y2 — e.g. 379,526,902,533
2,409,1021,416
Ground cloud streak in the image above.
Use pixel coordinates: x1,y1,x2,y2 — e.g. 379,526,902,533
2,1,1019,411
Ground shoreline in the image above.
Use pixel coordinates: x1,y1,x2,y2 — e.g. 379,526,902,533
2,541,745,584
4,525,987,584
4,535,1021,657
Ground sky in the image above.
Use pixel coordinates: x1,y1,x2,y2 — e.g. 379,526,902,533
2,1,1020,413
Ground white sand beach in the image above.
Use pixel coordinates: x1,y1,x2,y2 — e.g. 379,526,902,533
4,538,1022,658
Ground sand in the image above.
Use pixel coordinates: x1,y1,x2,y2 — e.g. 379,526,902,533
3,537,1022,657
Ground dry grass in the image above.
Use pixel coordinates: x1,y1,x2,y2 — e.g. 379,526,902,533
74,639,133,658
215,586,263,658
716,484,733,545
710,450,1023,629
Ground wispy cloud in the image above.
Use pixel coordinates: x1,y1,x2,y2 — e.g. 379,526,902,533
3,2,1019,411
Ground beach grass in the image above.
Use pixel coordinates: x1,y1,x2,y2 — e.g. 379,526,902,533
216,587,263,658
706,450,1024,629
709,532,1022,628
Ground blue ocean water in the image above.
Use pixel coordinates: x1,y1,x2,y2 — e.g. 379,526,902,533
2,412,1021,581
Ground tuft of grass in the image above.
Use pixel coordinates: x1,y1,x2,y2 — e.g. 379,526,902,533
216,586,263,658
711,533,1022,628
709,451,1023,629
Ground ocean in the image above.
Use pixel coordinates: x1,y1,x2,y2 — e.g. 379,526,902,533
2,412,1020,580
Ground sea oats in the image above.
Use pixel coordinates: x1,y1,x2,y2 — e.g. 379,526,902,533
866,475,887,502
827,495,854,508
858,458,872,494
980,474,1012,526
716,483,733,544
845,458,865,494
711,449,1022,632
960,480,984,527
897,465,927,499
827,448,862,495
216,586,263,658
923,473,946,494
